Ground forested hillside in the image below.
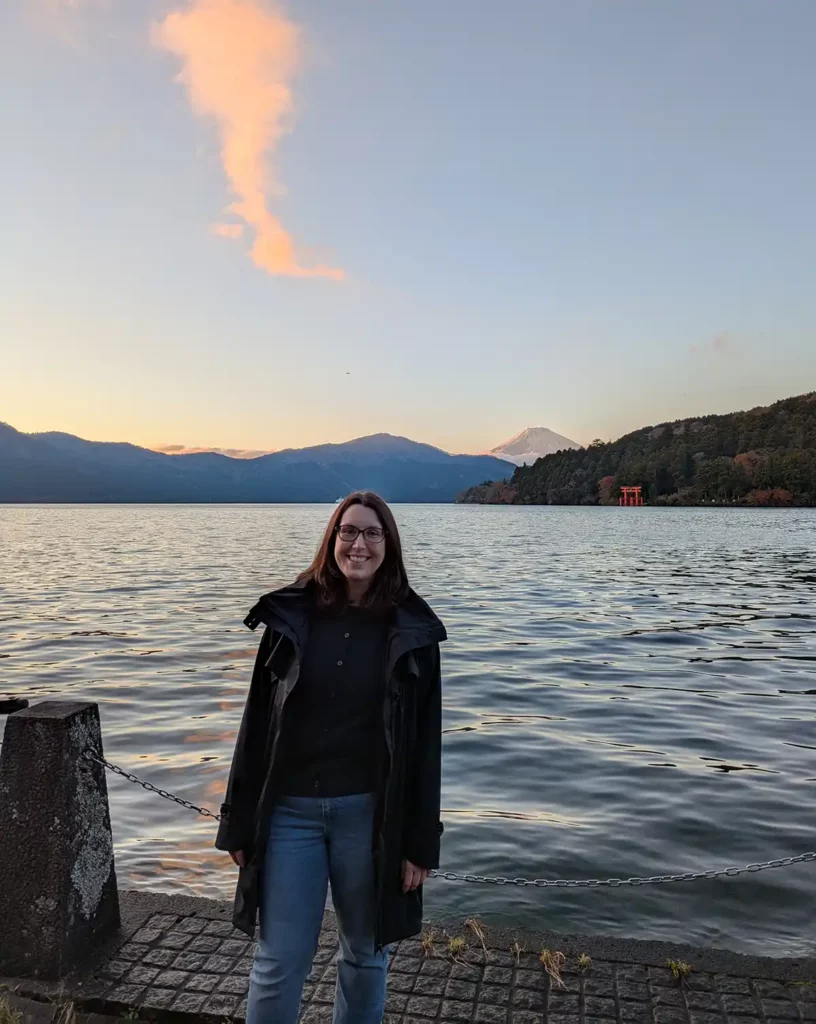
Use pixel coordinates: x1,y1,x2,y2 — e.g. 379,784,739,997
458,393,816,506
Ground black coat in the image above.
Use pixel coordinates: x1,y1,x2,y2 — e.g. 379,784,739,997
215,580,447,948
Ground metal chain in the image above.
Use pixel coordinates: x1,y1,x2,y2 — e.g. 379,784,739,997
84,749,222,821
428,852,816,887
87,749,815,886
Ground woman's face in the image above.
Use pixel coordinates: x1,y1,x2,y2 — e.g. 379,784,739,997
334,504,387,589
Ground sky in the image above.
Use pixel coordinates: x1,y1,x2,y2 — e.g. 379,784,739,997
1,0,815,455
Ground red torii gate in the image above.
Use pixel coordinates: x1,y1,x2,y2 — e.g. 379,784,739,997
619,486,644,506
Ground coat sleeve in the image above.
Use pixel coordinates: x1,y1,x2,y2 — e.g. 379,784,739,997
214,626,275,854
401,642,444,870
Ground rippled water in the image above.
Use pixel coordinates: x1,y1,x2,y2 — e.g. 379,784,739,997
1,504,814,956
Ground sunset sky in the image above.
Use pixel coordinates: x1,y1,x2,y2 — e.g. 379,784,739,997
2,0,815,454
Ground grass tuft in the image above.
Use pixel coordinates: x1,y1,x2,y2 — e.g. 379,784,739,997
449,936,467,957
421,929,437,959
0,996,22,1024
666,959,693,981
540,948,567,987
464,918,489,962
510,939,524,966
578,952,593,972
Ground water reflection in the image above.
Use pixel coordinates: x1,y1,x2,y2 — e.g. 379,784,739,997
0,504,814,955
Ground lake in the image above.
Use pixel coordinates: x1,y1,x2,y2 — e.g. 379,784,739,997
0,504,814,956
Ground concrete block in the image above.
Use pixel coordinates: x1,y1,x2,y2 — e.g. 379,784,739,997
0,701,120,978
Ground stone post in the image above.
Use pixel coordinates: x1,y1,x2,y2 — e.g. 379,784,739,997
0,701,120,979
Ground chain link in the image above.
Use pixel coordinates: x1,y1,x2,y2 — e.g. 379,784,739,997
87,749,815,887
84,749,222,821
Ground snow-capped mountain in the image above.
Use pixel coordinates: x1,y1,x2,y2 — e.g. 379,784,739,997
488,426,582,466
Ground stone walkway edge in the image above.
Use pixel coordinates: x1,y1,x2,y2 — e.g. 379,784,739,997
1,891,813,1024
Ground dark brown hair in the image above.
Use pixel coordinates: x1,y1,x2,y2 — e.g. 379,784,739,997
297,491,410,609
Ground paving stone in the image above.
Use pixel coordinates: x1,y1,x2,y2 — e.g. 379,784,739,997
185,972,221,992
763,1000,800,1019
413,975,445,996
313,947,334,965
130,927,162,945
757,983,790,998
513,987,546,1011
550,992,580,1014
586,996,617,1017
729,1017,761,1024
188,934,221,954
385,992,409,1013
420,958,451,977
203,992,239,1016
219,937,251,957
653,988,686,1007
476,1006,509,1023
446,978,478,1001
203,953,237,973
140,988,176,1010
586,978,616,998
314,984,335,1003
515,968,546,990
172,951,207,971
620,1002,654,1023
175,916,207,934
548,1014,579,1024
451,961,482,981
724,995,761,1016
622,968,651,984
158,930,191,950
306,963,324,983
170,991,206,1013
653,1007,689,1024
405,994,442,1016
401,940,423,957
125,966,159,986
716,978,753,995
392,955,423,974
152,969,190,988
687,976,717,993
589,963,617,980
480,983,511,1005
203,919,235,936
491,952,515,968
688,1012,726,1024
442,999,475,1020
620,981,651,1002
147,913,179,930
116,943,149,962
219,974,250,995
651,969,678,986
686,992,722,1011
142,948,177,967
100,960,130,981
104,984,146,1006
800,1006,816,1023
484,966,513,985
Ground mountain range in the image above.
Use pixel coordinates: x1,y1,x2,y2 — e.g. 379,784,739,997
488,426,581,466
0,422,514,503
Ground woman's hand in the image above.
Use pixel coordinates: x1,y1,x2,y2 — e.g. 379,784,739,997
402,859,430,893
229,850,247,868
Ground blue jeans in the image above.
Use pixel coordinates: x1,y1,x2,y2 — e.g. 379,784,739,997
246,793,389,1024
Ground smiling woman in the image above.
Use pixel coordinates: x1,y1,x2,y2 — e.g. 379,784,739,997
215,491,447,1024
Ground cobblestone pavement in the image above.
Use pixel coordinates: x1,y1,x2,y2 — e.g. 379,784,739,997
77,908,815,1024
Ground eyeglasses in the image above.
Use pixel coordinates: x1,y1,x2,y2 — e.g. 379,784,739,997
336,524,386,544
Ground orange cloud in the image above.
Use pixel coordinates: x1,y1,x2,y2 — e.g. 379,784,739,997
153,0,343,280
211,222,244,239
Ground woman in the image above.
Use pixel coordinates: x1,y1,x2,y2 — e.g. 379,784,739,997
215,492,447,1024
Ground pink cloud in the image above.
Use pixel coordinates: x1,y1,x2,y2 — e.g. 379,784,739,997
153,0,343,280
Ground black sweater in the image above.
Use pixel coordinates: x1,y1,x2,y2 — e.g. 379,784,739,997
276,603,390,797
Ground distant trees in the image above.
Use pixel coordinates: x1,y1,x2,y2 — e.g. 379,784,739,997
458,393,816,507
